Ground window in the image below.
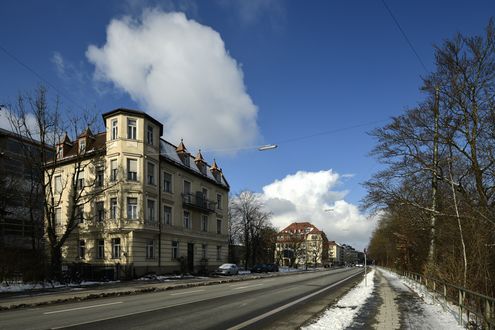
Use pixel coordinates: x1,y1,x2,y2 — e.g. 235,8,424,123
96,167,104,187
183,180,191,202
201,215,208,232
163,172,172,193
127,159,137,181
56,145,63,159
147,125,153,145
146,240,155,259
55,175,62,194
127,197,138,219
110,159,118,181
110,198,117,220
78,240,86,259
111,119,118,140
201,244,207,259
183,211,191,229
75,205,84,223
55,208,62,224
77,170,84,190
216,219,222,234
217,246,222,261
216,194,222,210
112,238,121,259
171,241,179,259
127,118,137,140
147,162,155,185
147,199,155,223
163,205,172,225
95,201,104,222
97,239,105,259
79,139,86,153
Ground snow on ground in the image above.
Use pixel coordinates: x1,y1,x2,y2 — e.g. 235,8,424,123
0,280,120,293
380,269,464,330
303,270,375,330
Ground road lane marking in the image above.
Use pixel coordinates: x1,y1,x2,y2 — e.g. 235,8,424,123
232,284,263,290
43,301,123,315
230,283,250,287
170,289,205,296
227,271,363,330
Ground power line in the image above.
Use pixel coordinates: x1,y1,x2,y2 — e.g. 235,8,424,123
380,0,429,74
0,44,86,111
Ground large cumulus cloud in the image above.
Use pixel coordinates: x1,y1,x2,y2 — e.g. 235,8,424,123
87,9,259,151
261,170,376,250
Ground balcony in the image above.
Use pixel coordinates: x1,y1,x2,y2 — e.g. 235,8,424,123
182,193,216,213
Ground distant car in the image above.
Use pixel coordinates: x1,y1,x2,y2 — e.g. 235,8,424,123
251,264,268,273
215,263,239,275
356,264,364,267
265,263,279,272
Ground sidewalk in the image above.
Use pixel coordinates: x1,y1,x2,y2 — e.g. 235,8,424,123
303,268,463,330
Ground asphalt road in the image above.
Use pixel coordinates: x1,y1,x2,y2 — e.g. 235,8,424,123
0,268,363,330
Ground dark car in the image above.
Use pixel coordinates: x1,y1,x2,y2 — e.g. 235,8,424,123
251,264,268,273
265,263,279,272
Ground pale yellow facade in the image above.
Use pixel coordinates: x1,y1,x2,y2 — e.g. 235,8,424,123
48,109,229,278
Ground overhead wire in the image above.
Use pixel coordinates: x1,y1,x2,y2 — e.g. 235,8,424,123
380,0,429,74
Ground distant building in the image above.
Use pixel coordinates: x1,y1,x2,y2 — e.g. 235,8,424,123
45,108,230,278
328,241,344,266
0,128,52,250
274,222,329,268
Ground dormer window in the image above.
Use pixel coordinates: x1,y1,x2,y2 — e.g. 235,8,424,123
56,145,63,159
127,118,137,140
79,139,86,153
111,119,118,140
147,125,153,145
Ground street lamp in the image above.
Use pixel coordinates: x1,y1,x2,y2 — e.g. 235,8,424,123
258,144,278,151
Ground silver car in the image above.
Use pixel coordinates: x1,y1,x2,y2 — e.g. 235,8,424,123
215,263,239,275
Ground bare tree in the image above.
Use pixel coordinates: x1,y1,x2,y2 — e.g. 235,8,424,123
229,191,272,269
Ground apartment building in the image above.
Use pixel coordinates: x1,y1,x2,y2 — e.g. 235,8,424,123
47,108,229,278
274,222,328,268
328,241,344,266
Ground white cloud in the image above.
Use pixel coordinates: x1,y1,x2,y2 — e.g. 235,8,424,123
86,10,260,151
261,170,377,250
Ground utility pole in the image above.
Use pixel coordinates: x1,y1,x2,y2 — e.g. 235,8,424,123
428,87,440,264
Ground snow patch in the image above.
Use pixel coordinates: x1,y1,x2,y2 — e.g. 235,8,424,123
303,270,375,330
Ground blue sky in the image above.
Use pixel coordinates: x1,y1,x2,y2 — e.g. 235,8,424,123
1,0,494,249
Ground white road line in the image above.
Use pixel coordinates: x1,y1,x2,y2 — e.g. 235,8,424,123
43,301,123,315
227,271,362,330
232,284,263,290
170,289,205,296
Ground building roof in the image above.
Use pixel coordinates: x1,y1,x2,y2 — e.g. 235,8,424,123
102,108,164,135
280,222,318,234
58,132,106,158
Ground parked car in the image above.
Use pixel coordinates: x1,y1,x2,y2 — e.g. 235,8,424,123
265,263,279,272
251,264,268,273
215,263,239,275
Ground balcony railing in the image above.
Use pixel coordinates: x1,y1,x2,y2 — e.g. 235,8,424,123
182,193,216,213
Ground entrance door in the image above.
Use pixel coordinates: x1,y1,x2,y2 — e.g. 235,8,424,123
187,243,194,273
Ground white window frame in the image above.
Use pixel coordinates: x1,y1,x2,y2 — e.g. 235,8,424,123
112,238,121,259
183,211,191,229
95,201,105,222
78,240,86,259
111,119,118,140
146,239,155,259
97,239,105,259
55,208,62,224
216,219,222,234
216,193,222,210
163,171,172,193
201,244,207,259
127,118,137,140
127,197,138,220
172,241,179,260
147,162,155,185
54,175,62,194
147,199,156,223
127,158,138,181
110,159,118,181
110,198,118,220
163,205,172,225
201,214,208,232
147,124,153,145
